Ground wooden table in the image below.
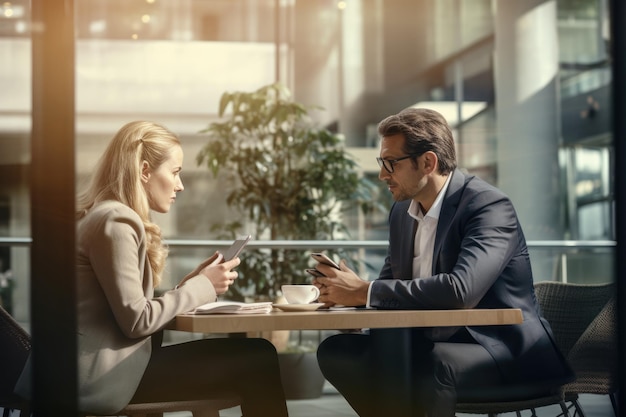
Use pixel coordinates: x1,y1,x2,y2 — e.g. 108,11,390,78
172,307,523,333
169,308,523,415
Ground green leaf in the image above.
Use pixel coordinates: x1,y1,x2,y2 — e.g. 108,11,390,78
197,82,384,299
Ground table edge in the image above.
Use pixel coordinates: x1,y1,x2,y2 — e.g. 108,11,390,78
168,308,524,334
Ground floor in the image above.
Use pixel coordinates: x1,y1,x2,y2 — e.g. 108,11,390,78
153,334,617,417
172,382,616,417
1,384,613,417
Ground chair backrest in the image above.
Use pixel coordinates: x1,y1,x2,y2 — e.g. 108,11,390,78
564,294,617,395
533,281,614,358
0,304,31,397
533,281,617,396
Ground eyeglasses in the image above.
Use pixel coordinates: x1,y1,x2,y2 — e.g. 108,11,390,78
376,155,417,173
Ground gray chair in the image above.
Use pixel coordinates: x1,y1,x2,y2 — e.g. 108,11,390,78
535,281,617,417
0,303,31,417
456,281,615,417
0,304,241,417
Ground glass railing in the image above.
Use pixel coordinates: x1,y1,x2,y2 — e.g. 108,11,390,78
0,238,616,316
560,63,611,99
0,237,616,281
160,239,616,284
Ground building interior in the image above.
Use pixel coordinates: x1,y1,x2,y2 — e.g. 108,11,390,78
0,0,619,415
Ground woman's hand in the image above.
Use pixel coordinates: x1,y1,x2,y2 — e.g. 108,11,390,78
182,252,221,281
200,256,240,295
176,251,240,294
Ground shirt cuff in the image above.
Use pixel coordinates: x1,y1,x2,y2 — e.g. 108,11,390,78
366,281,373,308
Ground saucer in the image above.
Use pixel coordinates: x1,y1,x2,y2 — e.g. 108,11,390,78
272,303,325,312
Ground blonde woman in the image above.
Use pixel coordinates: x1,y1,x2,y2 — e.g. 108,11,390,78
17,121,288,416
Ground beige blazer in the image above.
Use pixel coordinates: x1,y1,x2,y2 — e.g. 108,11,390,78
17,200,217,414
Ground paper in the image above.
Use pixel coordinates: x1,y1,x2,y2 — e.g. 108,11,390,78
192,300,273,314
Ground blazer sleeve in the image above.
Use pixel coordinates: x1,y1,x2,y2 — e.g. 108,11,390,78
87,205,216,338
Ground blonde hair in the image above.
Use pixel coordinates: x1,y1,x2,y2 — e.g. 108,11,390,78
77,121,182,287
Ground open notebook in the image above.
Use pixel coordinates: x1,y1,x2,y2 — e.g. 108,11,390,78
191,300,273,314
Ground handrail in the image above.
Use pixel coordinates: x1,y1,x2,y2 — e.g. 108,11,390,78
0,237,32,247
0,237,617,250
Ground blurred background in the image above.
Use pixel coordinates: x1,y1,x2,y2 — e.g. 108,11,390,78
0,0,614,324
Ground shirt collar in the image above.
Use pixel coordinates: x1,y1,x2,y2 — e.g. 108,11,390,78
408,173,452,220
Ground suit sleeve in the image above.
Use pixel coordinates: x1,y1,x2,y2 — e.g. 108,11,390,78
370,188,522,310
88,207,216,338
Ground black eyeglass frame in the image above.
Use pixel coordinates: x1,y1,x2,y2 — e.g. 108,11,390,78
376,154,419,173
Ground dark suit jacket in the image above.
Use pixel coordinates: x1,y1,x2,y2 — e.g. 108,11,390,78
370,169,573,385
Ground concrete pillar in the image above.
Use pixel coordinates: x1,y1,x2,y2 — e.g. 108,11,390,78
494,0,564,241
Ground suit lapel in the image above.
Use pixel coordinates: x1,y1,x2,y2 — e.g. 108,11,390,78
405,215,418,278
394,200,416,279
432,169,466,274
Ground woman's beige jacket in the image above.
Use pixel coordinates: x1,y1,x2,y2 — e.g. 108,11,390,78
17,200,217,414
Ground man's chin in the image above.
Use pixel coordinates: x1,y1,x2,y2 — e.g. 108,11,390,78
390,192,404,201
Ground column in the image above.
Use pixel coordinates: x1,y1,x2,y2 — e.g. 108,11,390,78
494,0,563,242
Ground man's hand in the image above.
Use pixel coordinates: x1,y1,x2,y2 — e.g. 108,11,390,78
313,260,370,307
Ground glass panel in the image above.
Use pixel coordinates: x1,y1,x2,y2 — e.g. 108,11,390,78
76,0,276,41
578,202,612,240
574,147,610,201
0,0,31,323
0,1,618,330
0,0,30,38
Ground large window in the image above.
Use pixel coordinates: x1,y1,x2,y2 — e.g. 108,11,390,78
0,0,615,323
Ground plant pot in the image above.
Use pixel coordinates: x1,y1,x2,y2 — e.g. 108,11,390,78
248,329,290,352
278,352,326,400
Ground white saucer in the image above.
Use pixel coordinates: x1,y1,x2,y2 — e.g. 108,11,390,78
272,303,325,312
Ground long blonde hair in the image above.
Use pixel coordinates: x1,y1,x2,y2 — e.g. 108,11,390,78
77,121,182,287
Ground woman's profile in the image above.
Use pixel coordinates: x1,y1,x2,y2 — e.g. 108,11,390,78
16,121,289,416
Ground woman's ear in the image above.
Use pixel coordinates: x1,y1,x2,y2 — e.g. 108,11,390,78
140,161,151,183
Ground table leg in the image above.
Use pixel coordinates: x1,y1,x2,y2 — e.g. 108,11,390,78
370,328,413,416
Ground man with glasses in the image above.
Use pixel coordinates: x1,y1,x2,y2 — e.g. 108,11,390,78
313,107,573,417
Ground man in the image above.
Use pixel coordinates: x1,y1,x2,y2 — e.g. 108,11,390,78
313,108,573,417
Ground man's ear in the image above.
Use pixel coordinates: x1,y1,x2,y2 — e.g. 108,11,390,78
422,151,438,174
140,161,151,183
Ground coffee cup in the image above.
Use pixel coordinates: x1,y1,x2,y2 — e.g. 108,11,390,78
281,285,320,304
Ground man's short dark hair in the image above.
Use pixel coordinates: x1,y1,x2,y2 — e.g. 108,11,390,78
377,107,457,175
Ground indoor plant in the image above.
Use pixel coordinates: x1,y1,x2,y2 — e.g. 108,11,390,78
196,82,375,302
196,82,376,399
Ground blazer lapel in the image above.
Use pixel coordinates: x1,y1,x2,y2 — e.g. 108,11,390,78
432,169,466,274
404,216,417,278
391,200,416,279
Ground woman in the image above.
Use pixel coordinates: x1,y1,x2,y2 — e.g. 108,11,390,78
20,121,289,415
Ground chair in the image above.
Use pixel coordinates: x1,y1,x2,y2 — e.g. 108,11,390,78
456,281,615,417
0,304,241,417
0,303,31,417
535,282,617,417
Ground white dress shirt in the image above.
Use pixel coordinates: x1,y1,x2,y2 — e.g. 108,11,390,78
409,174,452,278
366,174,452,307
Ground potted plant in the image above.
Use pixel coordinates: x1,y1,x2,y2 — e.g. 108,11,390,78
196,82,376,399
196,82,374,301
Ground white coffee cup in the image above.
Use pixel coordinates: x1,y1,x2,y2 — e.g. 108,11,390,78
281,285,320,304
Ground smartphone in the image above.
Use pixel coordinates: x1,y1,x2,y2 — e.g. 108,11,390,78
221,235,252,261
311,252,340,270
305,268,325,278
